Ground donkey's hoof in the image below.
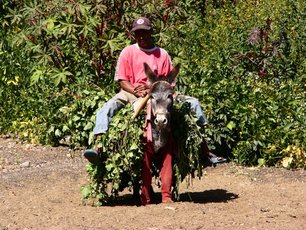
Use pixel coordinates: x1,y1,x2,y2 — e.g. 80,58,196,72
162,198,174,203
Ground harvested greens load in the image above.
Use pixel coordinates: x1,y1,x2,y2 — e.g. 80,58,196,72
81,101,207,206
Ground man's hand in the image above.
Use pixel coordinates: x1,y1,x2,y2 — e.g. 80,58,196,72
133,84,149,97
119,80,150,98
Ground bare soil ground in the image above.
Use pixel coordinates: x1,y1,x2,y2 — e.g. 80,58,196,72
0,137,305,230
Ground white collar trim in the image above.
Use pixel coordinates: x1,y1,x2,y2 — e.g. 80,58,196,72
135,43,157,52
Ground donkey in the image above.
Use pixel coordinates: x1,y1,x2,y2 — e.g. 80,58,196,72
140,63,180,205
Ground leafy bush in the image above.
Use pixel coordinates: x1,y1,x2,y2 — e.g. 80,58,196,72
169,0,306,167
1,0,305,169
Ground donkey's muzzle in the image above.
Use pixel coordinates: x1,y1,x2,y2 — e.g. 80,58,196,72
154,114,168,127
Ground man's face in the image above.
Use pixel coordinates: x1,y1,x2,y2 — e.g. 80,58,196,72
133,29,153,49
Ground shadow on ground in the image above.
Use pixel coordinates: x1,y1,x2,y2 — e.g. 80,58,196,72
177,189,239,203
106,189,238,207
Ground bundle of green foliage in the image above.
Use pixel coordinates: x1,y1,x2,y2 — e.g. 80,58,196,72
81,102,206,206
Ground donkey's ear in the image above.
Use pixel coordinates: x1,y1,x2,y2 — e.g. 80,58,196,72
144,63,158,84
166,64,180,84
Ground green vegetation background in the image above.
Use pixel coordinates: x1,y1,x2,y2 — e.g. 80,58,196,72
0,0,305,169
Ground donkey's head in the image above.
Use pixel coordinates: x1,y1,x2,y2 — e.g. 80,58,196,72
144,63,180,128
144,63,180,152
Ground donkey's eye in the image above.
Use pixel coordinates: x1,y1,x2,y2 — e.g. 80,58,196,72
167,94,173,99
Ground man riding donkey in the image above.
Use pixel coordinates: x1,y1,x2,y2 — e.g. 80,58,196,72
84,16,226,205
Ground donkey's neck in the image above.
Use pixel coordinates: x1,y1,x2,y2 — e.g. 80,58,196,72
151,125,171,153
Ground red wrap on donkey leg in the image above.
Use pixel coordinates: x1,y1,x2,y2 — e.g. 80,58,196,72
141,137,173,205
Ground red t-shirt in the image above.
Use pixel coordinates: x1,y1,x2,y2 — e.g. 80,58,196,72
114,44,173,87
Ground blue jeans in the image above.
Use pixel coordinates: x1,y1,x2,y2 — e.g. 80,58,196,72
93,90,138,134
93,91,207,135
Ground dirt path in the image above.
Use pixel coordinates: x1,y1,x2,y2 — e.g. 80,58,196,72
0,137,305,230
